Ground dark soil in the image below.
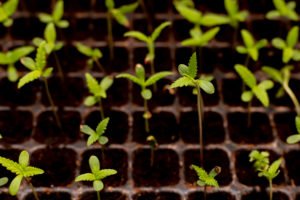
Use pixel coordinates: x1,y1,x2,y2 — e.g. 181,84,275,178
285,150,300,186
24,192,72,200
79,191,127,200
188,191,235,200
241,191,289,200
133,191,181,200
274,112,296,143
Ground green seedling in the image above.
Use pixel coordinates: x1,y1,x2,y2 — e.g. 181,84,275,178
84,73,114,119
286,116,300,144
0,177,8,187
0,150,44,200
18,41,61,128
0,46,34,82
105,0,139,60
235,64,273,126
249,150,282,200
38,0,69,29
191,164,221,200
171,52,215,165
75,155,117,200
117,64,172,133
266,0,298,21
272,26,300,63
81,117,110,147
262,65,300,116
0,0,19,27
75,43,105,72
224,0,248,29
146,135,158,167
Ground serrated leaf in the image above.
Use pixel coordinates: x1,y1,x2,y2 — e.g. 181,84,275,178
267,158,282,179
170,76,194,88
124,31,149,43
96,117,110,135
53,0,64,22
262,66,283,83
241,91,253,102
253,86,269,107
188,52,197,78
191,165,208,179
117,73,143,86
234,64,256,88
205,177,219,187
89,155,100,173
23,166,44,177
75,173,95,182
287,26,299,47
0,156,23,175
93,180,104,191
141,89,152,100
287,134,300,144
18,70,41,89
19,151,29,167
36,42,47,70
119,2,138,14
145,71,172,86
87,134,99,146
9,175,22,196
241,29,255,48
95,169,117,180
151,21,171,41
198,79,215,94
85,73,101,96
81,125,95,136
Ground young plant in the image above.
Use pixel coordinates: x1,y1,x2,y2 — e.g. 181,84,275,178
0,150,44,200
105,0,139,60
271,26,300,63
18,41,61,127
117,64,172,133
235,64,273,126
286,116,300,144
75,155,117,200
146,135,158,167
0,0,19,27
75,43,105,72
262,65,300,116
171,52,214,164
249,150,282,200
80,117,110,147
84,73,114,119
266,0,298,21
0,46,34,82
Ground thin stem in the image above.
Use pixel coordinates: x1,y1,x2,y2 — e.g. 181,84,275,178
107,11,114,61
242,55,250,92
150,60,157,91
138,0,153,32
94,59,106,73
247,100,252,127
283,83,300,116
99,98,105,120
25,178,40,200
269,179,273,200
97,190,101,200
53,51,64,81
196,85,204,166
144,99,150,133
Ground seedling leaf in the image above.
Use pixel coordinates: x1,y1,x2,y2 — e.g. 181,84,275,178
170,77,194,88
234,64,256,88
287,26,299,47
145,71,173,86
96,117,109,135
141,89,152,100
9,175,22,196
151,21,171,41
253,86,270,107
262,66,283,83
119,2,139,14
93,180,104,191
197,79,215,94
116,73,142,86
124,31,149,43
18,70,41,89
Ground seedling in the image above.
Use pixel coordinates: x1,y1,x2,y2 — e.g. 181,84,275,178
80,117,110,147
0,46,34,82
190,164,221,200
0,0,19,27
235,64,273,126
0,150,44,200
75,155,117,200
286,116,300,144
171,52,215,165
0,177,8,187
18,41,61,128
271,26,300,63
249,150,282,200
84,73,114,119
75,43,105,72
117,64,172,133
262,65,300,116
105,0,139,60
146,135,158,167
266,0,298,21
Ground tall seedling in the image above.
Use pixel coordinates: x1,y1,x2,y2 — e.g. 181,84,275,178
266,0,298,21
171,52,215,165
0,0,19,27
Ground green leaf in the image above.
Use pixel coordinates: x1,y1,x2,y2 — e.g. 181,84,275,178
87,134,99,146
181,38,200,46
119,2,138,14
96,169,117,179
0,177,8,187
0,52,8,64
198,79,215,94
85,73,101,96
0,156,23,175
296,116,300,133
287,26,299,47
18,70,41,89
124,31,149,43
35,41,47,70
10,46,35,63
21,57,36,70
236,46,247,54
105,0,115,10
135,64,145,81
112,10,129,27
151,21,171,41
7,65,18,82
3,18,13,27
170,76,194,88
208,166,221,178
241,91,253,102
117,73,142,86
248,48,258,61
38,13,53,23
266,10,281,19
262,66,283,83
45,23,56,45
256,39,268,49
141,89,152,100
99,136,109,145
175,3,202,24
234,64,256,88
75,173,95,182
56,20,69,28
93,180,104,191
9,175,22,196
200,27,220,45
258,80,274,90
89,155,100,174
272,38,286,49
53,0,64,22
241,29,255,48
96,117,110,135
253,86,270,107
100,76,113,91
84,96,97,106
201,13,230,26
187,52,197,78
205,177,219,187
225,0,238,17
81,125,95,136
191,165,208,179
19,151,29,167
287,134,300,144
178,64,190,76
267,158,282,179
23,166,44,177
283,48,294,63
3,0,19,17
145,71,173,87
42,67,53,78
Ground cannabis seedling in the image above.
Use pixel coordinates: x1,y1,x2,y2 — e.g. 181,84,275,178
271,26,300,63
286,116,300,144
0,0,19,27
249,150,282,200
84,73,114,119
0,46,34,82
18,41,61,127
105,0,139,60
117,64,172,133
75,43,105,72
266,0,298,21
75,155,117,200
0,150,44,200
235,64,273,126
146,135,158,167
81,117,110,147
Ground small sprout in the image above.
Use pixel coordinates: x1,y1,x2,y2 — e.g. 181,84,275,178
0,0,19,27
75,155,117,200
266,0,298,21
286,116,300,144
81,118,110,147
271,26,300,63
191,165,221,187
147,135,158,167
249,150,270,171
224,0,248,28
236,29,268,62
0,150,44,199
38,0,69,28
84,73,113,119
181,26,220,47
0,46,34,82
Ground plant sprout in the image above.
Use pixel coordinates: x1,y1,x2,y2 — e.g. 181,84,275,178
146,135,158,167
272,26,300,63
18,41,61,127
249,150,282,200
117,64,172,133
171,52,215,165
286,116,300,144
262,65,300,116
84,73,114,119
0,150,44,200
0,0,19,27
235,64,273,126
224,0,248,29
105,0,139,60
266,0,298,21
75,155,117,200
75,43,105,72
80,117,110,147
0,46,34,82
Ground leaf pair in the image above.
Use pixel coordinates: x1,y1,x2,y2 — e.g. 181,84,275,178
75,43,103,69
0,151,44,196
235,64,273,107
75,155,117,191
236,29,268,61
124,21,171,63
272,26,300,63
224,0,248,28
286,116,300,144
190,165,220,187
84,73,113,106
81,118,110,146
0,0,18,27
266,0,298,21
182,26,220,47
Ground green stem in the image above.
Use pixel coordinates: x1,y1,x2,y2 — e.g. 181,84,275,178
53,51,64,81
144,99,150,133
269,179,273,200
107,11,114,61
283,83,300,116
95,59,106,73
247,100,252,127
25,178,40,200
97,190,101,200
99,98,105,120
196,85,204,166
